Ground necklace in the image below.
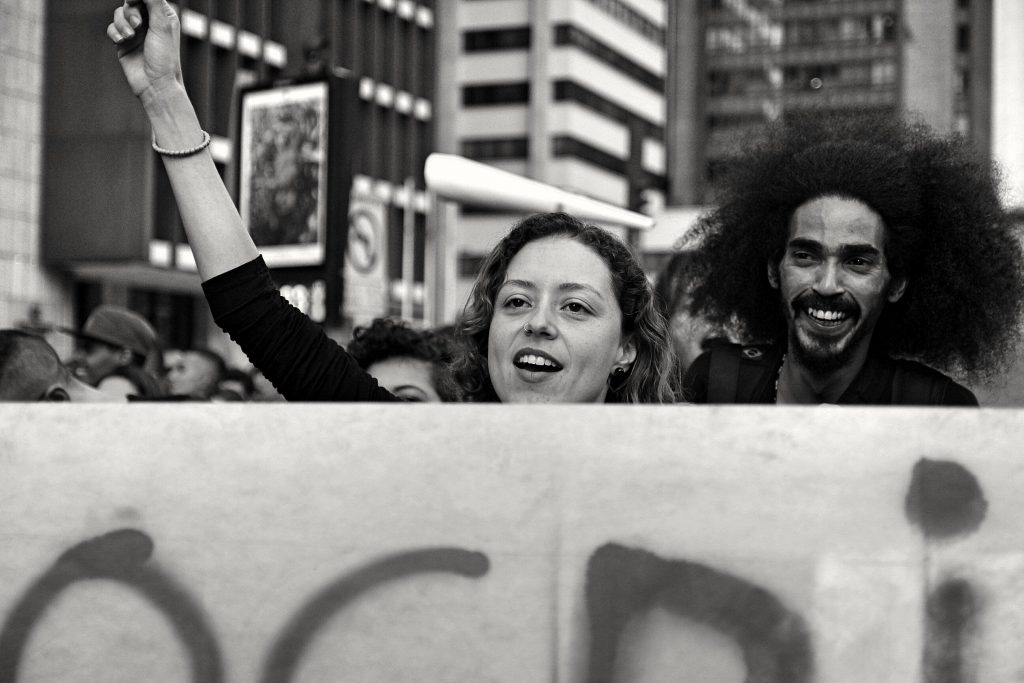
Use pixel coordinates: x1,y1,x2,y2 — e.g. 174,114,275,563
774,353,786,403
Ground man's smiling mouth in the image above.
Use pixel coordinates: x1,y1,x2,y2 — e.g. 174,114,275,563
806,307,850,325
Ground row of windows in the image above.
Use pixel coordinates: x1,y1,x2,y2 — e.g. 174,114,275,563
460,80,663,143
706,13,897,52
706,59,897,96
332,0,436,99
584,0,665,45
460,135,663,193
462,25,663,94
553,80,663,142
553,24,664,92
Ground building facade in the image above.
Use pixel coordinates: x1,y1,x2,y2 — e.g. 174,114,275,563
15,0,436,364
434,0,668,313
665,0,1019,206
0,0,74,349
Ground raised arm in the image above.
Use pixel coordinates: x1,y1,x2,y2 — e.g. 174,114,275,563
107,0,258,279
107,0,399,403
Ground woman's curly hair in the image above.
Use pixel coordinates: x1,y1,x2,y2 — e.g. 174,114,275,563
347,318,461,401
451,212,678,403
687,111,1024,383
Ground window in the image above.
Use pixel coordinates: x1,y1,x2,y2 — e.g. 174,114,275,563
553,24,663,91
464,27,531,51
552,80,663,141
462,83,530,106
957,24,970,52
461,137,529,160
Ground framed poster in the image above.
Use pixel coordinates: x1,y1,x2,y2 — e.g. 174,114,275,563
238,81,329,267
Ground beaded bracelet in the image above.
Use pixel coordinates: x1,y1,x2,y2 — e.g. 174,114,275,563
152,130,212,157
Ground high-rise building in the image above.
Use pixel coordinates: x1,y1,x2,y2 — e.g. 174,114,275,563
434,0,668,314
0,0,72,343
20,0,436,359
666,0,1020,206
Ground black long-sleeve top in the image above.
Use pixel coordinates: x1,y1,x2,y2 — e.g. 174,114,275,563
202,256,399,402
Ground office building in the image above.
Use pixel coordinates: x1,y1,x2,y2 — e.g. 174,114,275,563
666,0,1023,207
5,0,437,359
434,0,668,313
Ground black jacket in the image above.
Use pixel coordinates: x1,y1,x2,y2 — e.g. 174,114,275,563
683,342,978,406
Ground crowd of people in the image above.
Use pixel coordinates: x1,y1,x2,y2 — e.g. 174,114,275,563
3,0,1023,406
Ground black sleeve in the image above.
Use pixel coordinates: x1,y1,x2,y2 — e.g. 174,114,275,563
202,257,399,402
681,351,711,403
943,380,979,407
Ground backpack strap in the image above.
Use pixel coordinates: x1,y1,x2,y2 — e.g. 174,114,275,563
891,363,948,405
707,345,742,403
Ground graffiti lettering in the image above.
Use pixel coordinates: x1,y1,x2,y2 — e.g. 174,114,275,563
0,528,223,683
583,543,813,683
259,547,489,683
0,457,999,681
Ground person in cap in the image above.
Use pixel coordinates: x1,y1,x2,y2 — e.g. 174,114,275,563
65,305,166,400
0,330,115,402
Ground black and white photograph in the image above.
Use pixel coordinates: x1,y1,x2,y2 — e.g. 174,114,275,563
3,0,1024,679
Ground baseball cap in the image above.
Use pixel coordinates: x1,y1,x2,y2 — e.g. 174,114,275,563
64,305,159,356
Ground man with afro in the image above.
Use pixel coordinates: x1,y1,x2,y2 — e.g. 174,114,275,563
682,112,1024,405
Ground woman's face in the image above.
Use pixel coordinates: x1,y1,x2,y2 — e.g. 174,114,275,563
487,236,636,403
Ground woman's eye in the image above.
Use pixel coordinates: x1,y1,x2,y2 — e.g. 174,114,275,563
505,296,529,308
563,301,590,314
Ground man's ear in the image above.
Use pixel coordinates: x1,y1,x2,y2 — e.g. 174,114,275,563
42,385,71,402
888,276,908,303
767,263,780,289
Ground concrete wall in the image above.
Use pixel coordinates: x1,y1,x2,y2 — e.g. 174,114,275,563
0,0,73,342
1,404,1021,681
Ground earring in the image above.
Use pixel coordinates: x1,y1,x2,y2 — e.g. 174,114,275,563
607,365,629,392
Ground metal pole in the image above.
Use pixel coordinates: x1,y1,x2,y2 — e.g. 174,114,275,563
401,176,416,321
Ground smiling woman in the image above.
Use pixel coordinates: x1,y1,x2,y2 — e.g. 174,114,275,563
454,213,677,403
104,1,678,404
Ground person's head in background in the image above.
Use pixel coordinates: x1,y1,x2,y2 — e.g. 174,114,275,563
0,330,116,402
65,305,165,399
452,212,677,403
166,348,226,400
654,249,731,375
211,367,256,402
347,318,458,402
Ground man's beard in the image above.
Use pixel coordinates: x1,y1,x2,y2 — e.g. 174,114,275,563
785,294,868,375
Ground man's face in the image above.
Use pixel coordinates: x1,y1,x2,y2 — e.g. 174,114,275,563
71,340,129,386
167,351,219,398
668,295,718,373
771,196,906,373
